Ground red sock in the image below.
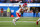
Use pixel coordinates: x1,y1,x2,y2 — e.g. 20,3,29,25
36,21,38,25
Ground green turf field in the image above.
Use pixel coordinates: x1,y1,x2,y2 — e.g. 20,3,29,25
0,17,40,27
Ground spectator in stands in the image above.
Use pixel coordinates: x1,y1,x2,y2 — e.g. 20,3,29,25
7,7,10,17
35,0,38,3
10,0,12,3
0,1,2,3
10,0,20,3
0,0,1,2
38,0,40,3
28,0,30,3
22,0,26,3
6,0,10,3
1,0,6,3
32,0,40,3
32,0,35,3
22,0,33,3
1,8,4,16
31,0,33,3
35,8,39,17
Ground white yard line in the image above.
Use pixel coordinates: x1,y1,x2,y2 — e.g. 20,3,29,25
0,21,36,22
0,17,39,18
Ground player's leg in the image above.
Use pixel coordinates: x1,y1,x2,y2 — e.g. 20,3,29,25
13,12,21,25
12,12,18,25
36,18,40,25
13,17,20,25
15,17,20,22
13,19,16,25
15,13,21,21
15,12,21,21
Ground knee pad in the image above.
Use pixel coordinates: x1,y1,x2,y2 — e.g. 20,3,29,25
15,17,20,21
38,18,40,21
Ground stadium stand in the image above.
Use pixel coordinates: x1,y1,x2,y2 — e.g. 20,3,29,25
0,0,6,3
0,0,40,3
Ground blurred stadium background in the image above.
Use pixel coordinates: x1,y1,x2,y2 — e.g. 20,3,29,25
0,0,40,27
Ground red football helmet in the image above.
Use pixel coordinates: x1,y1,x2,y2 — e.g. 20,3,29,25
23,3,27,7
